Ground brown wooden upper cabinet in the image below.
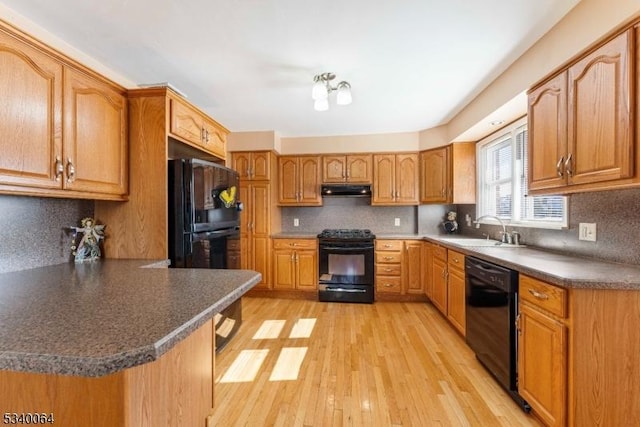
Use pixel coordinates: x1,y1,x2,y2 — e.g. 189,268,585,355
278,155,322,205
528,29,635,195
0,23,127,200
63,68,128,197
372,153,419,205
170,97,226,160
420,143,475,204
232,151,273,181
322,154,372,183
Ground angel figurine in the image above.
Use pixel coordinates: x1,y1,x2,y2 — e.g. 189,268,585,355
70,217,106,262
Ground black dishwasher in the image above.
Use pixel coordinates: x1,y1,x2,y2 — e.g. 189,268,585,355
465,256,530,411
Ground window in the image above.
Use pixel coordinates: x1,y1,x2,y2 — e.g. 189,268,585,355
477,117,567,229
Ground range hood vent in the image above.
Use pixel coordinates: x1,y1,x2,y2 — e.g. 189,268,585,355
321,184,372,197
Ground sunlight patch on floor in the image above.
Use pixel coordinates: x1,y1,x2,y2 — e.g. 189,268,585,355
219,349,269,383
289,318,317,339
269,347,308,381
252,319,286,339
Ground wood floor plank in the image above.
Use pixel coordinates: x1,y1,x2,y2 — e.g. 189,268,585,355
209,297,541,426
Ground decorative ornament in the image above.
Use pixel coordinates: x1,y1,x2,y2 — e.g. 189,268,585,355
219,185,237,208
68,217,106,263
443,211,458,234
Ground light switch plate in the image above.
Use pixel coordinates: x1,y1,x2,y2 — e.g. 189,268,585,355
579,222,596,242
293,218,299,227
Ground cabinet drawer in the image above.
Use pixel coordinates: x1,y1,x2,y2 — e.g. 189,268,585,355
376,276,402,293
376,264,401,276
227,239,241,250
447,250,465,270
432,244,447,261
520,274,567,318
375,251,402,264
273,239,317,250
375,240,403,251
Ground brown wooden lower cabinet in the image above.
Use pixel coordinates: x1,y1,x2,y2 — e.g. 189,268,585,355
517,274,640,426
429,244,448,314
375,240,426,299
272,239,317,291
446,250,465,336
0,319,214,427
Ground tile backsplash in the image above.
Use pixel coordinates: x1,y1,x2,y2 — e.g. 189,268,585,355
0,195,94,273
456,188,640,265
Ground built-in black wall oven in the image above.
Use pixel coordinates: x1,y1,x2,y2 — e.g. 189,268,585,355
465,256,530,411
168,158,242,352
317,229,375,303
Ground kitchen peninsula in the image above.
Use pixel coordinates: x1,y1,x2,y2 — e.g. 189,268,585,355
0,260,260,427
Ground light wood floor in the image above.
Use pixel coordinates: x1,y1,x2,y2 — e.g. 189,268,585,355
208,297,541,426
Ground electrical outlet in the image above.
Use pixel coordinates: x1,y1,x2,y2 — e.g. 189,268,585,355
394,218,401,227
465,214,471,227
293,218,299,227
578,222,596,242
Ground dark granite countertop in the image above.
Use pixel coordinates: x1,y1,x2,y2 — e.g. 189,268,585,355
0,260,261,377
423,235,640,290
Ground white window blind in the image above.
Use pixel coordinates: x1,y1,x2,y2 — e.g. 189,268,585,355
477,118,567,229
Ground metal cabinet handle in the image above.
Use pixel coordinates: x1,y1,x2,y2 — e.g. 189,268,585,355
564,153,573,177
66,158,76,183
528,288,549,300
384,244,392,248
290,242,299,247
453,258,459,263
54,156,64,181
383,256,394,260
384,268,393,272
556,156,565,177
384,283,394,287
441,188,446,197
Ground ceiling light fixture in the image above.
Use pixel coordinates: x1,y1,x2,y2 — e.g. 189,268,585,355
311,72,352,111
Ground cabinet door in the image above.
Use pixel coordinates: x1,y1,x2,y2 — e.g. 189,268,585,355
169,98,203,147
423,244,433,299
420,147,450,203
202,119,226,159
298,156,322,205
372,154,396,204
447,266,466,336
528,72,568,192
322,156,346,183
518,303,567,427
296,250,318,290
232,153,252,179
395,154,419,204
253,236,271,289
251,152,271,180
346,155,372,183
0,32,62,190
63,68,127,196
431,256,448,315
273,249,295,290
404,241,423,294
567,30,634,186
278,156,299,204
251,183,270,236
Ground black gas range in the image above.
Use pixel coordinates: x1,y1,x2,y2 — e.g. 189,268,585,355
317,229,375,303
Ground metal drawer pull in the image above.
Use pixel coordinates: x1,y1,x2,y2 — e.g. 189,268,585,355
556,156,564,177
384,268,393,272
564,153,573,176
384,283,394,287
383,256,394,260
528,288,549,300
384,244,392,248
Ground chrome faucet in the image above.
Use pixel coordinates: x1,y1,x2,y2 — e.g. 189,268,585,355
474,215,510,243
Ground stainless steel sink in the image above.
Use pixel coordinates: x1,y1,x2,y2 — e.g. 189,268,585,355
438,237,524,248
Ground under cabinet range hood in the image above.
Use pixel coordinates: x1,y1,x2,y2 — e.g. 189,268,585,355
321,184,372,197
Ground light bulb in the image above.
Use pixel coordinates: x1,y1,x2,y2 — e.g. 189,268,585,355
312,79,328,100
336,82,352,105
314,98,329,111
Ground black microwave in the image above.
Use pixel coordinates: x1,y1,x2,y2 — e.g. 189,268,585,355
168,158,240,233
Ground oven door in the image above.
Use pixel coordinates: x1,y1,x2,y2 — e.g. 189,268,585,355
187,227,241,269
318,243,374,285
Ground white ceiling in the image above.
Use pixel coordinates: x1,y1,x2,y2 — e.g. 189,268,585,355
1,0,579,137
